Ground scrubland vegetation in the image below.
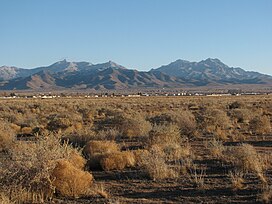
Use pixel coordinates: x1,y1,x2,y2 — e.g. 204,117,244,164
0,95,271,203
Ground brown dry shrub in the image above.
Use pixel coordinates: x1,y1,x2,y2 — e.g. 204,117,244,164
202,108,232,133
148,124,182,146
163,143,191,161
95,128,120,140
0,135,87,201
62,128,97,147
100,151,136,171
249,115,271,135
0,121,16,152
139,146,179,180
229,170,245,190
95,110,151,138
51,160,93,198
132,149,149,164
83,140,119,158
231,108,256,124
0,193,13,204
206,139,225,159
68,150,87,170
21,126,33,134
149,110,197,137
10,123,21,133
148,124,191,162
120,114,152,138
86,154,106,170
261,186,272,204
228,101,245,109
47,113,82,132
224,144,266,182
213,127,229,140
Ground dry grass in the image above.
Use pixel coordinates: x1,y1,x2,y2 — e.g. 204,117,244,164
0,193,14,204
224,144,266,183
261,186,272,204
0,95,271,202
21,126,33,134
68,150,87,170
149,110,197,137
100,151,136,171
120,114,152,138
83,140,120,158
95,128,120,140
139,145,179,180
51,160,94,198
206,139,225,159
148,124,182,147
229,170,245,190
249,115,271,135
202,108,232,133
148,124,191,162
132,149,149,165
0,121,15,152
0,134,88,202
189,166,206,189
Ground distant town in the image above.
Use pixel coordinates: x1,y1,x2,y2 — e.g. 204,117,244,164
1,88,272,99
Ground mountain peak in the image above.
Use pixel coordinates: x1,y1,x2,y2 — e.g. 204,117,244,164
202,58,225,65
107,61,122,67
55,59,69,64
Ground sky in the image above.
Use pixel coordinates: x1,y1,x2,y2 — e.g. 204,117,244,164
0,0,272,75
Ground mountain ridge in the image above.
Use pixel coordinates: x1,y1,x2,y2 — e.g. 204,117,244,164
0,58,271,90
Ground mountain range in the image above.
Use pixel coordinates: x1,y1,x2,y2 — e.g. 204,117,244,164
0,58,271,90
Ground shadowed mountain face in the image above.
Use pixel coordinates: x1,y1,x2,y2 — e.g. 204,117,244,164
0,58,271,90
152,58,272,85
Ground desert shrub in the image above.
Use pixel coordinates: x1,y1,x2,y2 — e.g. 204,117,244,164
139,146,179,180
149,110,197,137
148,124,191,161
95,128,120,140
0,135,89,202
94,110,125,131
229,170,245,190
120,114,152,138
0,193,13,204
132,149,149,165
230,108,255,124
148,124,182,146
189,166,206,189
249,115,271,135
51,160,93,198
46,113,82,132
100,151,136,171
0,121,16,152
213,127,229,140
62,128,97,147
228,101,245,109
83,140,120,170
200,108,232,136
206,139,225,159
83,140,119,158
68,150,87,170
261,185,272,204
95,110,151,138
163,143,191,161
224,144,266,182
21,126,33,135
9,123,21,133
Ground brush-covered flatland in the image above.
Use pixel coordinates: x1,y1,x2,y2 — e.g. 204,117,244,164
0,95,272,203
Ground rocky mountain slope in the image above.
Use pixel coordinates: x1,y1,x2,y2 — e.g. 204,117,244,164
0,58,271,90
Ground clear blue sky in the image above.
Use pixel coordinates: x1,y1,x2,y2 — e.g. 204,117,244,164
0,0,272,75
